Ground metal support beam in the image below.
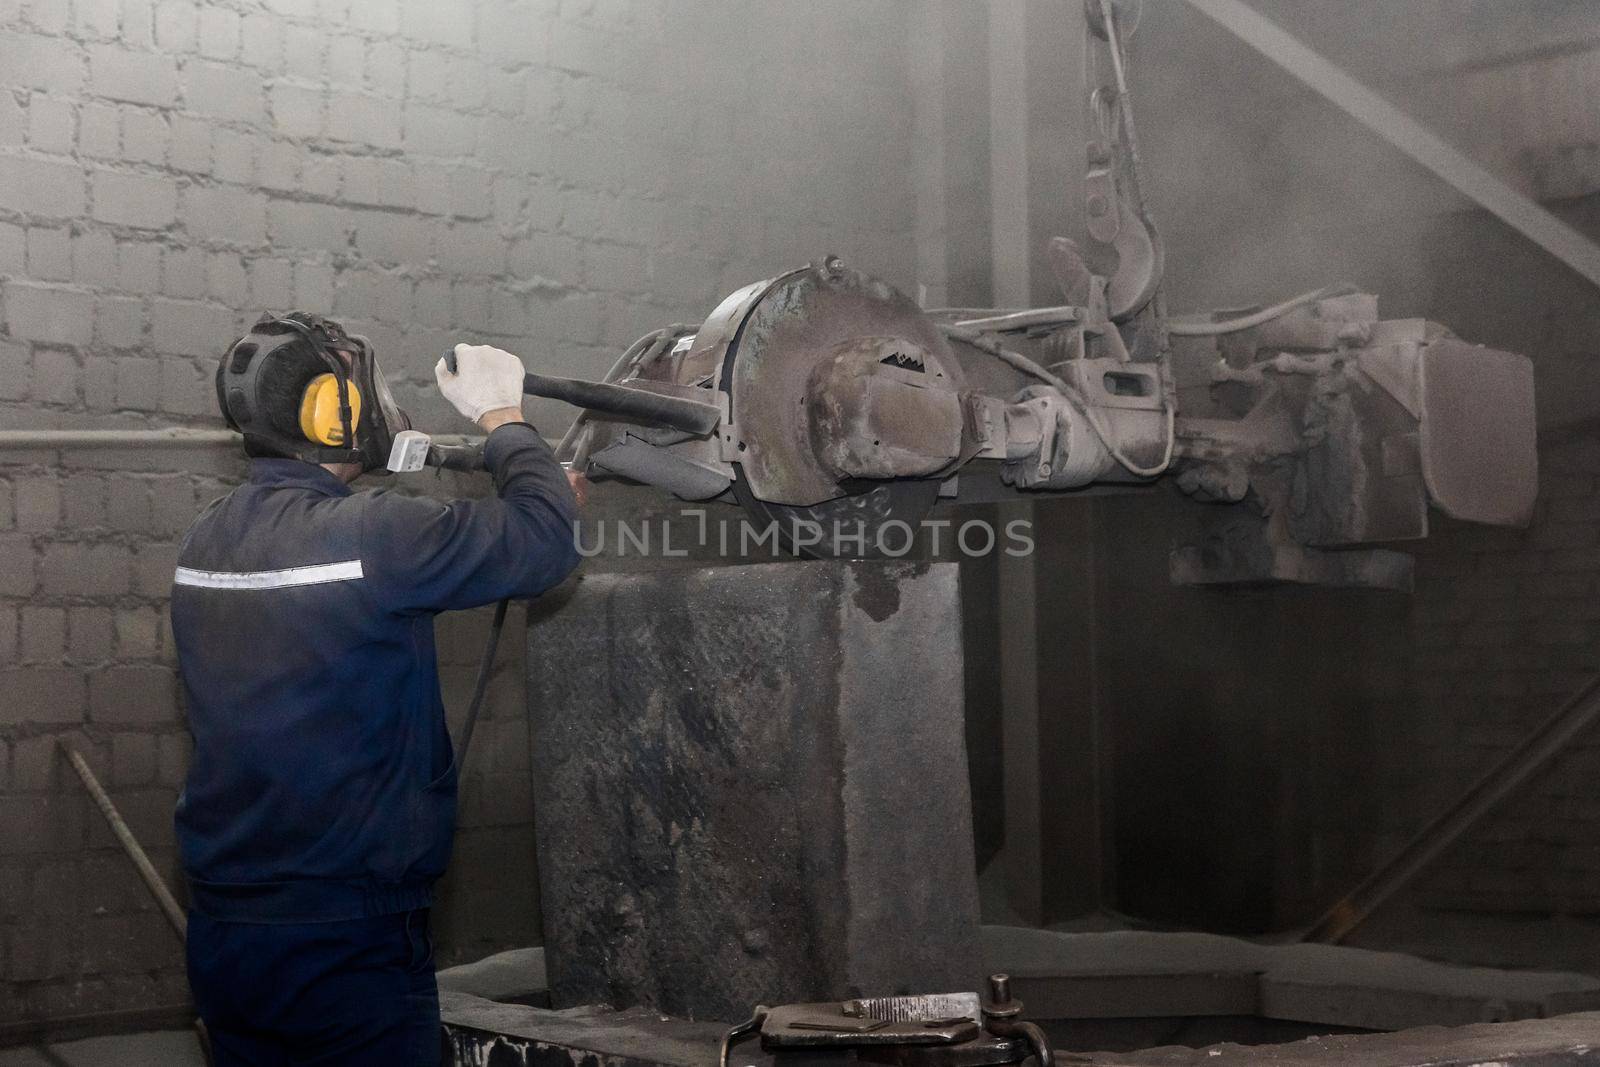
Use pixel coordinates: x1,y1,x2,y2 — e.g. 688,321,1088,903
1184,0,1600,293
1305,673,1600,943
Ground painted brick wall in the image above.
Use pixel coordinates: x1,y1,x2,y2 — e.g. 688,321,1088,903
0,0,917,1027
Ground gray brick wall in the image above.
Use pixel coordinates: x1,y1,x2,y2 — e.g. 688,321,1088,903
0,0,918,1026
1387,426,1600,915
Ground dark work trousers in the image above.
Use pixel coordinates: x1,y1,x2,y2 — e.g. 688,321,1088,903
186,908,442,1066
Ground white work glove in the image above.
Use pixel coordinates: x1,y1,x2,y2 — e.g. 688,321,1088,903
435,343,526,423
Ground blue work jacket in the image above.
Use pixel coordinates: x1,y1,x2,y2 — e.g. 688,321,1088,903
171,423,579,923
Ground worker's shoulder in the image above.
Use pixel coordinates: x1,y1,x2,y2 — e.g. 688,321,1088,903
353,485,464,533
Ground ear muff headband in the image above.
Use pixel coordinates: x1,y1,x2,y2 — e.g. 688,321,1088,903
299,373,363,445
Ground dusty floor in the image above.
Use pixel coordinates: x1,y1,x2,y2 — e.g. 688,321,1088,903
0,1030,205,1066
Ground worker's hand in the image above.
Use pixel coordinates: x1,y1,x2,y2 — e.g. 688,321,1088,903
435,344,526,424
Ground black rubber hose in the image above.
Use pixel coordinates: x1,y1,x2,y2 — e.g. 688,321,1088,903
453,597,509,771
521,372,721,435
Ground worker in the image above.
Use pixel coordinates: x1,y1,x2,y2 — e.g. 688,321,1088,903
169,312,582,1065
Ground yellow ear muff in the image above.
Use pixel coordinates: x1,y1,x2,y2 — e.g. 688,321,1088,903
299,374,362,446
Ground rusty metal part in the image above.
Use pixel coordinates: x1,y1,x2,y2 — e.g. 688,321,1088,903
1305,673,1600,944
981,974,1055,1067
808,337,963,481
720,1008,767,1067
759,1002,980,1047
721,260,965,507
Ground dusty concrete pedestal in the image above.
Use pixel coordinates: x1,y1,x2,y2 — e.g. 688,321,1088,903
526,560,981,1022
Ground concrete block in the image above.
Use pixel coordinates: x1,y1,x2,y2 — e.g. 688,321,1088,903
268,84,323,140
0,155,88,217
339,156,414,209
334,268,411,324
415,163,493,219
131,541,178,598
158,355,214,414
207,253,249,305
115,606,161,658
403,103,477,158
300,153,341,198
150,298,231,356
30,347,79,403
89,665,177,724
400,0,474,48
281,24,324,80
184,59,263,124
26,227,72,281
120,106,170,165
106,477,153,531
328,90,401,149
0,90,22,146
182,186,267,246
197,4,238,59
324,34,364,89
5,283,93,346
210,127,254,184
436,222,506,274
0,669,86,724
152,0,197,50
26,94,75,155
20,605,65,660
549,18,611,77
114,238,162,293
92,170,177,229
262,0,316,17
246,257,293,308
75,231,120,292
15,477,60,531
68,606,115,663
158,732,191,786
83,354,114,409
168,113,210,172
111,733,159,786
413,277,451,326
121,0,156,47
293,260,335,307
10,733,65,791
161,245,207,298
38,541,132,597
0,220,22,274
88,44,177,106
528,560,982,1022
148,474,195,536
0,532,36,595
267,200,348,253
59,475,105,529
0,796,85,857
354,213,434,266
73,0,121,37
21,0,67,31
0,32,85,94
0,605,16,662
95,295,145,349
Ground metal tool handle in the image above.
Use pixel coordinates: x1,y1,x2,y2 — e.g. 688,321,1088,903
440,351,721,436
425,443,487,472
522,371,721,435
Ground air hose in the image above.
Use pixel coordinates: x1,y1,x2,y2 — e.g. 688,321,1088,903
452,597,509,771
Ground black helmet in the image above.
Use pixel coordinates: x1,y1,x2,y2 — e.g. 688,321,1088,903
215,312,411,472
